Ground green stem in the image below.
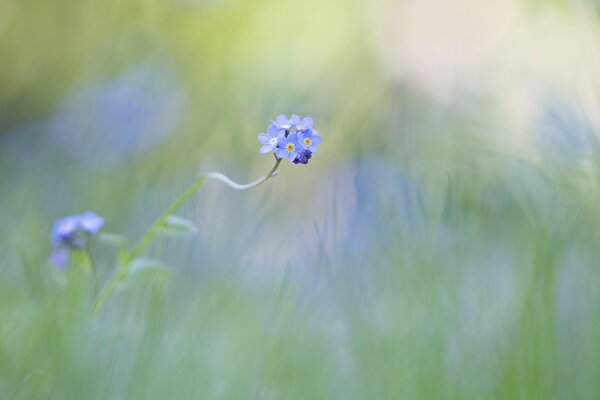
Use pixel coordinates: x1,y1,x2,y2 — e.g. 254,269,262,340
129,176,207,261
205,157,282,191
84,239,98,299
90,157,282,316
90,268,125,316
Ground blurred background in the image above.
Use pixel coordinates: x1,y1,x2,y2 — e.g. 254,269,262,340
2,0,600,398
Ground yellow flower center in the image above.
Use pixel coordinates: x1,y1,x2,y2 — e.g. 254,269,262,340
304,138,312,146
286,143,295,152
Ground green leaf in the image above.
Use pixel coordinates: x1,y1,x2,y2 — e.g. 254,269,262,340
156,215,198,235
127,258,172,282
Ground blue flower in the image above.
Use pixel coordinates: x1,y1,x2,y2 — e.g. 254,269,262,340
292,116,314,132
275,133,300,162
258,124,282,154
259,114,322,164
297,129,322,153
50,211,105,268
51,215,83,248
79,211,105,234
271,114,297,130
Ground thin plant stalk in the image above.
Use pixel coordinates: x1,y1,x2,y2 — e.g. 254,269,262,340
84,238,99,299
205,156,282,191
91,156,282,315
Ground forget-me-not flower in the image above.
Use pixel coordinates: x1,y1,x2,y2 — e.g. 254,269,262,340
258,114,322,164
292,116,314,132
276,133,300,162
50,211,105,268
52,215,84,248
258,124,282,154
271,114,296,130
298,129,322,154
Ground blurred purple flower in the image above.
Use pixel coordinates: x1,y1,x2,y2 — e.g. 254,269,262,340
50,248,70,270
293,150,313,165
47,62,185,165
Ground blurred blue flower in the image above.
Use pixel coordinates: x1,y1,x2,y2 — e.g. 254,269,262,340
51,215,83,248
258,124,282,154
259,115,322,164
79,211,105,234
46,62,185,166
50,211,105,268
50,248,70,270
276,133,300,162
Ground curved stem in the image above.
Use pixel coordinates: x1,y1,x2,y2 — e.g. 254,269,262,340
90,157,282,316
205,157,282,191
129,156,281,260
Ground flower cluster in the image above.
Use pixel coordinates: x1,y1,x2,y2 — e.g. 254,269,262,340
50,211,105,268
258,114,322,164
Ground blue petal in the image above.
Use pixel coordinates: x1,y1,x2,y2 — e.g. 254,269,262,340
297,130,305,142
51,215,80,245
309,145,319,153
80,211,105,234
311,133,322,145
267,124,279,137
258,133,270,144
275,148,287,159
290,115,301,126
276,114,288,125
287,150,298,162
260,144,275,154
301,117,314,129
